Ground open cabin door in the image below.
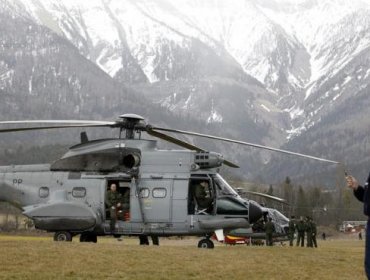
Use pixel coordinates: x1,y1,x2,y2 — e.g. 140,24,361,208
105,179,131,222
188,176,215,215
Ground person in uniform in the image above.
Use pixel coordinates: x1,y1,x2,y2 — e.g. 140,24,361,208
346,173,370,278
193,180,213,210
264,217,275,246
311,218,318,248
305,216,313,247
321,232,326,240
252,218,265,232
295,217,306,247
288,215,296,246
106,183,123,233
139,235,159,246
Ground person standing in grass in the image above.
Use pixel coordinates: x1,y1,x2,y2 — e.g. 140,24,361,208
288,215,296,246
296,217,306,247
321,232,326,240
346,173,370,279
305,216,313,247
311,218,318,248
264,217,275,246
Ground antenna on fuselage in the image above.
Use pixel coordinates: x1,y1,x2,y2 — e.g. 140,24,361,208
80,131,89,143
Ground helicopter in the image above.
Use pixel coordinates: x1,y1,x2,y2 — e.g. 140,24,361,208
0,113,339,248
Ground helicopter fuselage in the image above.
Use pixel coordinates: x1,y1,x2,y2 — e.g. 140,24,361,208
0,138,263,240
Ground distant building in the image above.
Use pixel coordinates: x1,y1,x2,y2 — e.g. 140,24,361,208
0,213,32,230
339,221,367,233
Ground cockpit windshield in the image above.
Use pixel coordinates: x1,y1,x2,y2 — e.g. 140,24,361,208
212,174,239,196
269,209,289,224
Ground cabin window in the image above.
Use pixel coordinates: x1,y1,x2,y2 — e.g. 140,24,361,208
153,188,166,198
39,187,49,198
138,188,150,198
72,187,86,198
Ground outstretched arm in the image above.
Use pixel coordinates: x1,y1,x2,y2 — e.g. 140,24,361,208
346,175,364,202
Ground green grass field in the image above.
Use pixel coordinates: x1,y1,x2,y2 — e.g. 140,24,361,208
0,235,365,280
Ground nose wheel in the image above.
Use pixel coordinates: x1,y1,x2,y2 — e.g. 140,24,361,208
198,238,214,249
53,231,72,242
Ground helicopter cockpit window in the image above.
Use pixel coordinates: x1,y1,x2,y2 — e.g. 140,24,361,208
212,174,238,196
39,187,49,198
72,187,86,198
152,188,166,198
268,209,289,225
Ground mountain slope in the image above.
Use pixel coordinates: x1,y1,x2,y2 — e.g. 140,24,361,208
1,0,370,182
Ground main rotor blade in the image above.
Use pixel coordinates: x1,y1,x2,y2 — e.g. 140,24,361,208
0,120,114,125
222,159,239,168
147,129,205,152
146,129,240,168
244,191,289,205
0,123,111,133
151,127,339,164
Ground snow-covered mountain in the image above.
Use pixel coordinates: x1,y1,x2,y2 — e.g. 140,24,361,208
1,0,370,182
11,0,369,134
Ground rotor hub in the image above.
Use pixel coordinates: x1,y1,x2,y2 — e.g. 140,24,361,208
116,114,147,138
115,114,146,130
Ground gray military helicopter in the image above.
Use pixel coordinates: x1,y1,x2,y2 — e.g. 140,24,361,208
0,114,339,248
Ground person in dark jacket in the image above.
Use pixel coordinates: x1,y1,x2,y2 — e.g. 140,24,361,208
311,218,318,248
106,183,123,233
288,216,296,246
305,216,313,247
296,217,306,247
321,232,326,240
193,180,213,209
346,173,370,278
264,217,275,246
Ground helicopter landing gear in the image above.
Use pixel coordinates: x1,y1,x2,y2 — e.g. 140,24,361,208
139,235,160,245
152,236,159,246
54,231,72,242
139,235,150,245
198,238,214,249
80,232,97,243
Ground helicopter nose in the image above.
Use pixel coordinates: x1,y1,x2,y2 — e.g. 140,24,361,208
249,201,263,223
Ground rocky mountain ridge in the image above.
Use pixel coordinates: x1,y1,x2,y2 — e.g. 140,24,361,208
1,0,370,183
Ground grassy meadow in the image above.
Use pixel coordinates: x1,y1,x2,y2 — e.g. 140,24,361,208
0,235,365,280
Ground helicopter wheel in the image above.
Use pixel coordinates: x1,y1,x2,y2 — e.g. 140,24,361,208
80,233,97,243
198,238,214,249
54,231,72,242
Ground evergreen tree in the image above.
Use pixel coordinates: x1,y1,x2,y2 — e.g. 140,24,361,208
283,176,294,216
296,186,310,218
267,184,273,195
